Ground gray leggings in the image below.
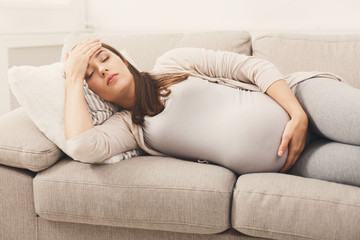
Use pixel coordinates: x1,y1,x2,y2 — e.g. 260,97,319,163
288,77,360,186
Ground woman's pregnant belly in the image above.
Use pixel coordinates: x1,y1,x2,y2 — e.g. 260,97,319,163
143,77,290,174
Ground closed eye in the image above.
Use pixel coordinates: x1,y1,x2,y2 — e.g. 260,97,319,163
85,72,93,80
85,55,108,80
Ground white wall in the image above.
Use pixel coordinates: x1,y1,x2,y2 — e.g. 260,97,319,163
86,0,360,35
0,0,87,115
0,0,86,34
1,0,360,115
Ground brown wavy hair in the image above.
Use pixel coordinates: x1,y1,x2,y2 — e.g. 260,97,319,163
102,43,189,125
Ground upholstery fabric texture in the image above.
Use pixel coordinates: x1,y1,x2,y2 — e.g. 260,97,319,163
253,33,360,88
33,156,237,234
2,31,360,240
7,62,142,165
232,173,360,240
0,107,63,171
37,220,259,240
0,165,37,239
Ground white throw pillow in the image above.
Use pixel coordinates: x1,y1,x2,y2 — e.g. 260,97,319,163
8,61,142,164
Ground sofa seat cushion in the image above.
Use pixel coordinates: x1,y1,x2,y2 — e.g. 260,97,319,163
253,33,360,89
33,156,237,234
232,173,360,240
0,107,64,172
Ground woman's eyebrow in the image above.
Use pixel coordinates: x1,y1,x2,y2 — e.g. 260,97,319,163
87,50,105,68
94,50,104,59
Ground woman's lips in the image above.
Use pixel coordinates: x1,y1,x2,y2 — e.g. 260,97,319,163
107,74,118,85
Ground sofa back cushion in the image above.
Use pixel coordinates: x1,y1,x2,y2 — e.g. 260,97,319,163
60,31,253,141
253,33,360,88
61,31,252,72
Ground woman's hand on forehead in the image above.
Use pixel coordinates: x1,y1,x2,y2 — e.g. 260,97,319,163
64,39,102,82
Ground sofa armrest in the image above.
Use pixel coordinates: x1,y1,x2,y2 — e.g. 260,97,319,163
0,107,64,172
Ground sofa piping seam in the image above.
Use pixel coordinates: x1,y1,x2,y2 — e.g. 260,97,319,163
0,145,59,155
34,179,234,193
254,35,360,43
38,211,229,229
0,159,52,170
0,165,35,179
235,225,321,240
237,190,360,208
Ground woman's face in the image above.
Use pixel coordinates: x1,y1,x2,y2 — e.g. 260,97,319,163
85,47,134,104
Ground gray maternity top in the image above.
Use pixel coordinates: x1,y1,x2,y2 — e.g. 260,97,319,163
143,77,290,174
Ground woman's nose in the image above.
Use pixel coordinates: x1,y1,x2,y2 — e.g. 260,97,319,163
99,66,108,76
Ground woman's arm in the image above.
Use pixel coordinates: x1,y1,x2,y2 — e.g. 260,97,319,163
266,80,308,173
152,47,285,93
64,79,93,140
66,111,139,163
154,47,308,172
63,39,141,163
64,39,102,140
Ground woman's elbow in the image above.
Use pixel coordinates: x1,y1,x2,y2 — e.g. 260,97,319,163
66,141,103,164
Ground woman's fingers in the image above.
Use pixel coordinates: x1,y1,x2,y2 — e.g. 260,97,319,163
279,134,306,173
66,39,102,68
278,131,292,173
72,39,100,54
278,116,307,173
83,41,102,58
280,146,295,173
278,120,293,157
64,39,102,82
71,41,101,58
278,135,289,157
68,39,101,62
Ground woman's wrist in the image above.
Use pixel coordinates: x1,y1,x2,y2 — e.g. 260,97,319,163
291,110,308,127
65,77,84,89
65,78,85,106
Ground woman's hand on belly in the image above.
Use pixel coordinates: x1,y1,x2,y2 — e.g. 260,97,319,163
265,79,309,173
278,114,308,173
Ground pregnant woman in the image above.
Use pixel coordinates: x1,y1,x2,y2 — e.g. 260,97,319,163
63,39,360,181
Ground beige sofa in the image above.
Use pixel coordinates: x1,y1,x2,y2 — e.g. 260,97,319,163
1,31,360,240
